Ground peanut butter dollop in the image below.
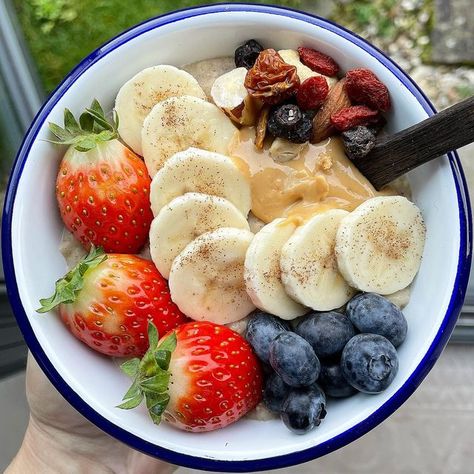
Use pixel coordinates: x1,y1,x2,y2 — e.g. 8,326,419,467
229,127,390,224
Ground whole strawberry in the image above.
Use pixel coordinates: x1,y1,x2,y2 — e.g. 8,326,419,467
119,321,263,432
37,246,188,357
50,100,153,253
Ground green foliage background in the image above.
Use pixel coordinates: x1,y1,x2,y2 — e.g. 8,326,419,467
15,0,303,93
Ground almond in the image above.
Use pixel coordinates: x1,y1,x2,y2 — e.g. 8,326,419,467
311,78,351,143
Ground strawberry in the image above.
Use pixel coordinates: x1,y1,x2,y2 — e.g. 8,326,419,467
37,246,188,357
50,100,153,253
118,321,263,432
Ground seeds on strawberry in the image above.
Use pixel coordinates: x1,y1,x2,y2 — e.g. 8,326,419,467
37,246,188,357
297,47,339,77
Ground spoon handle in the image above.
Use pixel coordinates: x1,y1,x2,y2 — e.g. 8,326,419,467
353,95,474,190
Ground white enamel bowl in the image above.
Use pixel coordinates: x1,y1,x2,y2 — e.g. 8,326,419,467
2,4,471,472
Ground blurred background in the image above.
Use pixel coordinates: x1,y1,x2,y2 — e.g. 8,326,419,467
1,0,473,472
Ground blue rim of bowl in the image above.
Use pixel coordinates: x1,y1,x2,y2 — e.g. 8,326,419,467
2,3,472,472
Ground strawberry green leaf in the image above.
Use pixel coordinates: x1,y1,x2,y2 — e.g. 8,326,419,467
140,372,170,394
79,112,94,132
48,122,74,141
116,392,144,410
37,246,107,313
64,108,81,134
158,331,177,353
120,357,140,377
117,321,177,424
154,349,171,371
121,380,141,401
48,100,119,152
147,322,159,350
145,392,170,424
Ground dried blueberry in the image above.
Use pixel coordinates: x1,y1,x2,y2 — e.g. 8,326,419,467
267,104,312,143
263,372,292,412
319,362,357,398
234,39,264,69
245,310,290,364
281,384,327,434
346,293,407,347
269,332,320,387
341,334,399,394
341,126,377,160
295,311,356,360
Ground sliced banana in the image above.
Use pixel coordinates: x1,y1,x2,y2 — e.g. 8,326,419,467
245,218,307,319
335,196,426,295
149,193,249,279
211,67,262,126
150,147,251,217
115,66,206,156
142,96,237,176
211,67,248,111
278,49,337,87
169,228,255,324
281,209,355,311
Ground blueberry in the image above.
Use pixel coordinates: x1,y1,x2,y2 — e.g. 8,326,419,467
319,362,357,398
281,384,327,434
346,293,407,347
234,39,264,69
341,126,377,161
245,311,290,364
295,311,356,360
341,334,399,394
263,372,291,412
269,332,320,387
267,104,312,143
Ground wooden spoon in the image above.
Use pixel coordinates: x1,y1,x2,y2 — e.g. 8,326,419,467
352,96,474,190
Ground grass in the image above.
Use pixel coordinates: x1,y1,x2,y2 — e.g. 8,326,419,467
14,0,303,93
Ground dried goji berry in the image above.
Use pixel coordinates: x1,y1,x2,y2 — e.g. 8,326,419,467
296,76,329,110
345,68,391,112
297,47,339,77
330,105,380,131
244,49,300,105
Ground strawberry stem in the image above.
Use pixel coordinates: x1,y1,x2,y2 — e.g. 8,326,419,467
37,246,107,313
118,322,177,425
48,99,120,152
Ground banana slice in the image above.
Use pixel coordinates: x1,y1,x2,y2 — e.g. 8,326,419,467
335,196,426,295
150,147,251,217
115,66,206,156
245,218,307,319
278,49,337,87
281,209,355,311
142,96,237,176
149,193,250,279
169,228,255,324
211,67,262,125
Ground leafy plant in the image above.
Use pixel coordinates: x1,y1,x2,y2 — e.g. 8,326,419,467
30,0,77,33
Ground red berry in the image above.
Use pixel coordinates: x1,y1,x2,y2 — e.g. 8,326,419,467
345,68,391,112
119,321,263,432
51,101,153,254
56,142,153,253
330,105,380,131
297,47,340,77
38,248,188,357
296,76,329,110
